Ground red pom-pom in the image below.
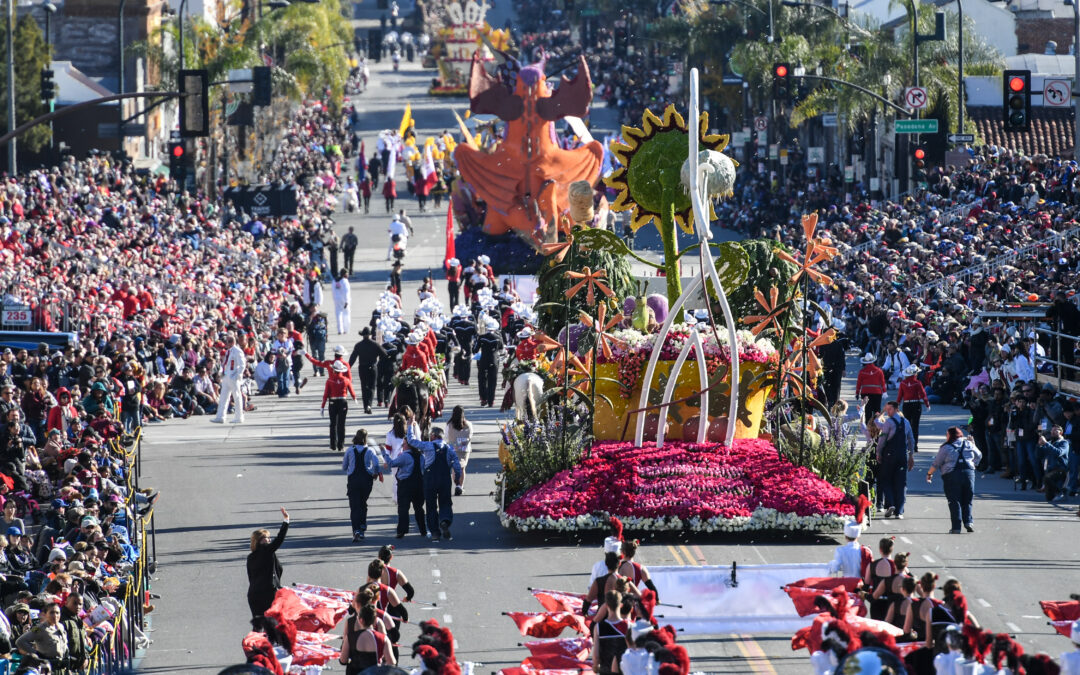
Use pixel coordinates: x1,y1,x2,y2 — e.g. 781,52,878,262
610,516,624,541
855,494,871,524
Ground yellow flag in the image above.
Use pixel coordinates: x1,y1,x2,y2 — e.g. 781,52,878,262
398,103,412,136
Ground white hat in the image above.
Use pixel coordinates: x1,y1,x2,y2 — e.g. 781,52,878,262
1071,618,1080,645
518,327,534,339
448,258,460,267
478,254,490,265
452,305,469,317
843,520,861,539
860,353,877,364
694,308,710,320
334,345,346,355
483,316,499,331
392,214,400,222
832,318,845,331
902,364,919,377
405,333,421,345
48,548,67,562
603,536,622,554
332,360,348,373
630,619,654,642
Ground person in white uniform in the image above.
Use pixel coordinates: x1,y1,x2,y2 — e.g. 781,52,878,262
826,519,866,578
387,215,411,260
333,270,351,335
590,535,622,586
211,333,247,424
1062,619,1080,675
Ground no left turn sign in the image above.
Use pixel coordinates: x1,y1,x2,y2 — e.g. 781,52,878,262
754,116,768,132
904,87,928,110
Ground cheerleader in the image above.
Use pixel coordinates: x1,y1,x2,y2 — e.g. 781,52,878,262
617,539,659,601
863,538,896,621
377,545,415,601
872,551,911,627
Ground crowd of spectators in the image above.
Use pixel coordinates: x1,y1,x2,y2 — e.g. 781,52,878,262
0,69,363,670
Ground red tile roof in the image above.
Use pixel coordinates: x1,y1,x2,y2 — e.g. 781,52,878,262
968,106,1075,158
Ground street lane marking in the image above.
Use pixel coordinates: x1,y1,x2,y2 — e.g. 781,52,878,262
736,633,780,675
438,592,447,601
692,545,706,564
668,545,687,566
922,554,936,564
977,598,991,608
679,545,698,566
431,569,441,577
900,536,913,545
443,614,453,624
1007,622,1022,633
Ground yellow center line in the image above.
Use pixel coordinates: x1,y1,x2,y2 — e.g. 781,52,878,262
667,544,686,566
679,545,698,566
740,633,780,675
731,633,772,675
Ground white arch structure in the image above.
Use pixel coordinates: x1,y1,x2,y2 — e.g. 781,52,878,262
633,68,741,449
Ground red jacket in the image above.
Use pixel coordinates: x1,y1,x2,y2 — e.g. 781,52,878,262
515,337,539,361
307,354,353,384
897,377,928,406
321,375,356,407
855,364,886,397
401,345,429,372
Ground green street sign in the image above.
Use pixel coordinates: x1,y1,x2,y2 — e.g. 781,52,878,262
894,119,938,134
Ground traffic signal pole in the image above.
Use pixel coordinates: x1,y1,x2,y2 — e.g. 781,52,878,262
6,0,16,175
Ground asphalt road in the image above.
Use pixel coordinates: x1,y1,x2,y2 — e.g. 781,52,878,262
138,11,1080,673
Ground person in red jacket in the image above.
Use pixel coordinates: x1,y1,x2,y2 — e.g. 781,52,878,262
515,326,539,362
445,258,462,309
400,334,429,372
308,345,354,384
896,364,930,450
855,353,887,423
322,361,357,452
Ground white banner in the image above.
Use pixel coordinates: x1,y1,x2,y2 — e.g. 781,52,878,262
649,563,832,634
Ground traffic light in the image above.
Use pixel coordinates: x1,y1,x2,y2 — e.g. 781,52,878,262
178,69,210,137
912,144,927,182
168,141,186,182
40,68,55,104
1003,70,1031,132
772,63,791,102
252,66,271,107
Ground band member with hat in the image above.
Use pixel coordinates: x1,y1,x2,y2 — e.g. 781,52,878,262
322,360,357,452
897,364,930,450
856,353,887,422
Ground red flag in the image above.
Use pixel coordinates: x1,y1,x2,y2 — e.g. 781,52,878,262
531,589,586,614
1040,600,1080,622
444,202,456,265
266,588,348,634
783,578,863,617
523,655,593,671
506,612,588,638
1050,620,1074,638
523,637,592,661
293,631,341,666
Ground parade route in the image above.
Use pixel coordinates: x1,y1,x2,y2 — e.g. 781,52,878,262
138,28,1080,675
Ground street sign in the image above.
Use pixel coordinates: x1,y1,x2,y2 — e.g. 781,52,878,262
1,304,31,327
894,119,938,134
754,115,768,132
228,68,253,93
779,148,789,165
722,76,744,85
807,146,825,164
903,87,928,109
768,144,778,159
844,166,854,182
947,133,975,143
1044,79,1072,107
822,113,838,128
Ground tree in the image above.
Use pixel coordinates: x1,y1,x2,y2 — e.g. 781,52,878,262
0,14,51,152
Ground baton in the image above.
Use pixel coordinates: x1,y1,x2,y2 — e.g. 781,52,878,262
656,602,683,608
409,599,438,607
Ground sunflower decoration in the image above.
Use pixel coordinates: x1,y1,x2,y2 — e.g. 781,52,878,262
605,104,735,301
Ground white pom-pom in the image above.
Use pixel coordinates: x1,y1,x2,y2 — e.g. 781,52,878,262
680,149,737,199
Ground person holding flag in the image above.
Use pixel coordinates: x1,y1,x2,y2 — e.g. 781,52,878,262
415,140,439,213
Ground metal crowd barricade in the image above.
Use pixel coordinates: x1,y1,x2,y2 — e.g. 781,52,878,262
1035,326,1080,400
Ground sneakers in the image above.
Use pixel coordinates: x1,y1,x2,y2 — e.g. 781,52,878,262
396,533,406,539
352,532,364,543
964,523,975,532
454,486,463,496
209,417,224,424
365,407,373,414
883,507,896,519
440,520,452,541
895,514,904,520
948,529,961,534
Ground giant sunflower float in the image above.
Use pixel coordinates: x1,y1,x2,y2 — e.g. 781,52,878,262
605,104,735,300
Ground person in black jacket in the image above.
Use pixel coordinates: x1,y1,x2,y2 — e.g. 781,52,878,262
350,328,388,414
247,507,290,618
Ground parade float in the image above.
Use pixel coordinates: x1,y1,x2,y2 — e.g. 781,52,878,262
426,0,510,96
491,67,868,536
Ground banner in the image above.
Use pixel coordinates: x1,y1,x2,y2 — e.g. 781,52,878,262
648,563,832,634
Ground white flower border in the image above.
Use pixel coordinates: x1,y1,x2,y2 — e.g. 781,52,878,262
498,507,848,534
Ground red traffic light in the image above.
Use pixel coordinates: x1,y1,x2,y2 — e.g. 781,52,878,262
1008,76,1025,92
774,64,789,78
914,148,926,160
171,144,185,158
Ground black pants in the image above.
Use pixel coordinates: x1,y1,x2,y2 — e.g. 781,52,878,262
359,367,377,409
329,247,339,278
864,394,882,423
329,399,348,450
478,360,497,405
248,585,278,618
348,472,374,534
344,247,356,276
448,280,460,309
377,369,394,405
454,354,471,385
902,402,922,447
397,473,426,536
823,371,843,407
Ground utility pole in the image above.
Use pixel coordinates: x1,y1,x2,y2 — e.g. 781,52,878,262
6,0,16,175
1074,0,1079,157
957,0,964,137
119,0,127,150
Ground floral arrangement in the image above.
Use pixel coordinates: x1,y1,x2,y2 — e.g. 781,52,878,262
603,326,779,398
503,357,548,386
392,366,441,391
501,438,854,533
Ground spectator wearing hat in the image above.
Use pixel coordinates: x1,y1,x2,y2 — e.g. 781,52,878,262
6,602,31,642
880,342,911,391
321,361,357,453
342,429,383,542
349,329,387,415
897,365,930,450
15,602,67,671
855,353,887,423
309,345,354,385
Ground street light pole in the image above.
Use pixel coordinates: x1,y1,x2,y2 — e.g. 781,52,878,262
957,0,964,137
118,0,127,149
178,0,188,70
6,0,15,175
1074,0,1079,157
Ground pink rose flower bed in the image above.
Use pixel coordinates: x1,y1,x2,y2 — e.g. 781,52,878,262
501,439,854,533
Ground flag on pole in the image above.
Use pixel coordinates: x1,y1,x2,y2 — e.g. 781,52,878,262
505,612,588,638
523,637,592,661
422,142,439,191
444,202,456,266
530,589,585,614
357,141,367,182
398,103,412,137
